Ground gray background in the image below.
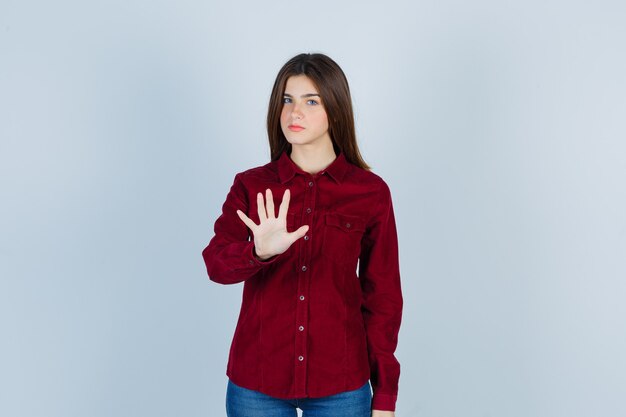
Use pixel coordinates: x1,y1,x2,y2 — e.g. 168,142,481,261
1,1,625,416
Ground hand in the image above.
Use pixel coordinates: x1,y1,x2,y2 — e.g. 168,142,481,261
236,188,309,260
372,410,395,417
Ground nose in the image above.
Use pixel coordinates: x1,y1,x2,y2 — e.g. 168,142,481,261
291,103,303,120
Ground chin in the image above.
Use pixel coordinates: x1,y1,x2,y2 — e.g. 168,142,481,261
285,136,309,145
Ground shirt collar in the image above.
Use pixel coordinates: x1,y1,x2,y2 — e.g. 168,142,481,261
277,150,350,185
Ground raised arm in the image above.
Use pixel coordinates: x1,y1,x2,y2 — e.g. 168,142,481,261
201,173,308,284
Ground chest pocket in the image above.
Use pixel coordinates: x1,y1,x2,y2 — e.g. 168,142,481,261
322,212,366,265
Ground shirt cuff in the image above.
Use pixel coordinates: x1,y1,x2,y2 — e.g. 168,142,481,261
371,392,397,411
245,241,282,267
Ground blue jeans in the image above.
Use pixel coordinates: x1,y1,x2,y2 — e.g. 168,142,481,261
226,379,372,417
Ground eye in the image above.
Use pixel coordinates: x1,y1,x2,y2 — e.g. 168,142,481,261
282,97,292,103
307,99,319,105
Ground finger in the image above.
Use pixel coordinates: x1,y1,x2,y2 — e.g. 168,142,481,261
237,209,257,231
277,188,290,220
257,191,267,221
266,188,275,219
289,224,309,244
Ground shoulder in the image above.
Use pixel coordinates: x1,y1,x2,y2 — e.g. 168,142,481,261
231,159,278,183
346,164,392,197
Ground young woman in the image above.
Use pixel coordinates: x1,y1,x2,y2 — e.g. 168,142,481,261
202,53,403,417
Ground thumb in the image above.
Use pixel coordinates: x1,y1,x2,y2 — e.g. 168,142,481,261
290,225,309,242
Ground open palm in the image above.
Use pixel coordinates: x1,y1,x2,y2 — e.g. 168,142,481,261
236,188,309,260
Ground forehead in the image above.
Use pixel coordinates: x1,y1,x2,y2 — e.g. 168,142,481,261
284,75,319,93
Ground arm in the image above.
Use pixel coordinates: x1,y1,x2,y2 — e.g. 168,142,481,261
359,180,403,412
201,173,281,285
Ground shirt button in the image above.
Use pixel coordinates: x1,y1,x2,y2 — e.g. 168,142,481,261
308,181,314,187
306,207,312,214
301,265,307,272
299,295,305,301
298,325,304,331
346,222,351,228
249,259,254,265
304,235,309,241
298,356,304,361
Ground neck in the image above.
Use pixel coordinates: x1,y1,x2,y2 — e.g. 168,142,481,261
289,141,337,175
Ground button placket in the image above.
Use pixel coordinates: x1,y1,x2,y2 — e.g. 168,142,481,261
294,175,315,397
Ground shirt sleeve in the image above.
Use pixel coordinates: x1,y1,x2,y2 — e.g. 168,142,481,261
202,172,283,285
358,180,403,411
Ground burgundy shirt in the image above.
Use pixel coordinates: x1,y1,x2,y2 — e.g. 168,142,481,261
201,150,403,411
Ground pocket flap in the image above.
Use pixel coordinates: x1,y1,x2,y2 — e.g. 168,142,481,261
325,212,365,232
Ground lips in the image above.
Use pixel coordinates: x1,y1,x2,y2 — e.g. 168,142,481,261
288,125,304,132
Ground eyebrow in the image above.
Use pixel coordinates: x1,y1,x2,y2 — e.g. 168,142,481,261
283,93,321,98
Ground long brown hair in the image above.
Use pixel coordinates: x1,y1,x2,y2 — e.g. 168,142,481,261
266,53,371,171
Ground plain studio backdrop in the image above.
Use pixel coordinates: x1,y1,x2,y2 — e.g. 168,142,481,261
1,1,625,416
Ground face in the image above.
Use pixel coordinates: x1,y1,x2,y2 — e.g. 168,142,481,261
280,75,332,148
